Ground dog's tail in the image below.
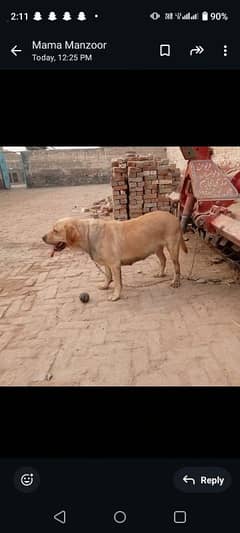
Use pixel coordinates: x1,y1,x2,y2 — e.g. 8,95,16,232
180,231,188,253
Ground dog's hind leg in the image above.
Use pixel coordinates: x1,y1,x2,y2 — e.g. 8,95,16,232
99,266,112,290
166,240,181,288
108,264,122,301
154,246,167,277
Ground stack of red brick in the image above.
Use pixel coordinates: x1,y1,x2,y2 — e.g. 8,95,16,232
111,160,128,220
111,153,181,220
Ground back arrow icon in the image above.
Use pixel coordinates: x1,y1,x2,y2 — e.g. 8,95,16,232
183,474,196,485
11,45,22,56
190,45,204,56
53,510,67,524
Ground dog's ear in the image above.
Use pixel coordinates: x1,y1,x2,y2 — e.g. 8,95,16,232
65,223,80,246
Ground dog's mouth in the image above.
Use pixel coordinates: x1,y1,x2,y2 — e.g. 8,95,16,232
54,241,66,252
50,241,66,257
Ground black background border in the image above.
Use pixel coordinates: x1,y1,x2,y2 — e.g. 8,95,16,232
1,387,238,457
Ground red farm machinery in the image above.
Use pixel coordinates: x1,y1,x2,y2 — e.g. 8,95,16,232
170,147,240,269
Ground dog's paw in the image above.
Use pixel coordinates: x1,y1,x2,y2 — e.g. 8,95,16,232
170,279,180,288
108,294,120,301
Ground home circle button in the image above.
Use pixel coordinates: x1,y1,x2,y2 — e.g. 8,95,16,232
113,510,127,524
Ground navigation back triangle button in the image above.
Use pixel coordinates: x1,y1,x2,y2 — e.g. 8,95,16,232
53,510,66,524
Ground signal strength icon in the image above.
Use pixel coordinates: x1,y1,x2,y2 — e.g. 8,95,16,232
182,12,191,20
191,13,199,20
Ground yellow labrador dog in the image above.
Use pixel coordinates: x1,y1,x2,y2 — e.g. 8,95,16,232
42,211,187,301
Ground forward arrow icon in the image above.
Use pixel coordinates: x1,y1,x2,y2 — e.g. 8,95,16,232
190,45,204,56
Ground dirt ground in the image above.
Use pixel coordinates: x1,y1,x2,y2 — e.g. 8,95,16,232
1,185,240,386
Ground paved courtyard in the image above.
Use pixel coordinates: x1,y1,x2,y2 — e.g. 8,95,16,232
0,185,240,386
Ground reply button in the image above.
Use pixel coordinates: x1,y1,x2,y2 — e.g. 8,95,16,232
174,467,232,493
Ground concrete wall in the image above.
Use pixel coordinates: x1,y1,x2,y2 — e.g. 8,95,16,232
25,147,167,187
4,152,22,166
4,147,240,188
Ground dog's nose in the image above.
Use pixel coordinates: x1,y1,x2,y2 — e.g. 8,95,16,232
42,235,47,243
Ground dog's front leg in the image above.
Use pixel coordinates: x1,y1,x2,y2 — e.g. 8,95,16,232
99,266,112,290
108,264,122,301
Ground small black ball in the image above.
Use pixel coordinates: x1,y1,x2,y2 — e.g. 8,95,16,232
79,292,90,303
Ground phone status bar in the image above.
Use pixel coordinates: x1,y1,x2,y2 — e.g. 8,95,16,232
7,10,230,23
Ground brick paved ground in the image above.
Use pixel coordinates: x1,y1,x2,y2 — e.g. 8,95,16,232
1,185,240,386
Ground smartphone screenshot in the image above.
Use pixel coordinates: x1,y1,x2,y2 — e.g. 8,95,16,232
0,1,239,532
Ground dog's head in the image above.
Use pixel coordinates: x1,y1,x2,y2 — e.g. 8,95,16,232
42,218,80,253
